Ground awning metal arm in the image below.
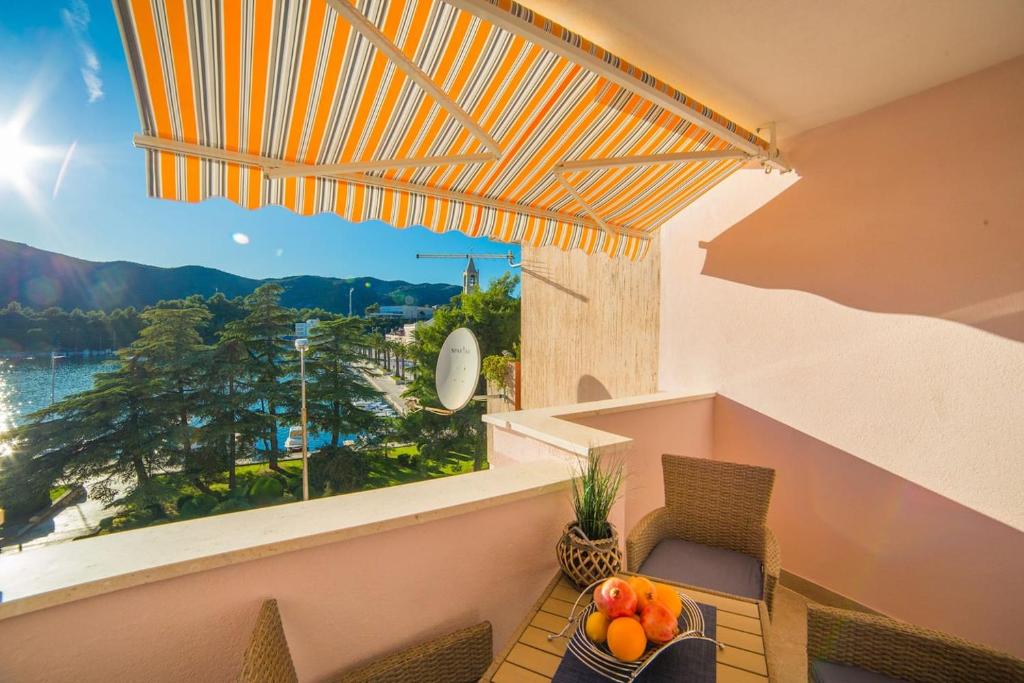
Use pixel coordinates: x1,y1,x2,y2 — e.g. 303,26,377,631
445,0,789,172
555,149,751,173
326,0,501,158
131,135,649,241
267,153,497,179
552,174,613,235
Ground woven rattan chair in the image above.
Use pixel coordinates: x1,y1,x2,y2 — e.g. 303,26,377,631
807,604,1024,682
626,453,780,616
237,599,491,683
337,621,492,683
238,600,298,683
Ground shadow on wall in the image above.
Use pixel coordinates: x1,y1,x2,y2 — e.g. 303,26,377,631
699,56,1024,343
713,395,1024,659
576,375,612,402
521,264,589,303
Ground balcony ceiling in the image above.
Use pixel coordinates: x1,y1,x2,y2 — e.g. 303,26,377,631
520,0,1024,138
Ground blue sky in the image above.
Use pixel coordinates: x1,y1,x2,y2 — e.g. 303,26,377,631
0,1,519,287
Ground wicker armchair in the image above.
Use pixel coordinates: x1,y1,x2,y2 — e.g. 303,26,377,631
338,621,492,683
237,599,492,683
238,600,298,683
807,604,1024,682
626,454,780,616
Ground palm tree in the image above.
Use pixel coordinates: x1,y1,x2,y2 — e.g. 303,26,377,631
393,341,406,380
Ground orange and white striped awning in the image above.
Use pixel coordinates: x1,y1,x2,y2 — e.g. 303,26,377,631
114,0,785,259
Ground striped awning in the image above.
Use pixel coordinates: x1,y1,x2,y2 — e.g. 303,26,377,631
114,0,783,259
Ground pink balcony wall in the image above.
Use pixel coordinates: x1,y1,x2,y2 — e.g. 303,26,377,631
0,483,572,682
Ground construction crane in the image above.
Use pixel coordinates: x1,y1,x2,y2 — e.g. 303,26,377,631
416,251,518,293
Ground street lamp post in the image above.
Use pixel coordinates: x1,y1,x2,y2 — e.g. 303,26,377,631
50,351,66,405
348,287,355,318
294,338,310,502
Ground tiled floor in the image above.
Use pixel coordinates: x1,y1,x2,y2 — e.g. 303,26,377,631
767,587,812,681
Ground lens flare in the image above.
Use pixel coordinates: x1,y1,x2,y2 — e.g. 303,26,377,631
0,122,42,188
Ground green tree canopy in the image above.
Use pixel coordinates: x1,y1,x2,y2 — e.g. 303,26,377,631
401,273,520,472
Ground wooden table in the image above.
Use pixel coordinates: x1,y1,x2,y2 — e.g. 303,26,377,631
484,573,772,682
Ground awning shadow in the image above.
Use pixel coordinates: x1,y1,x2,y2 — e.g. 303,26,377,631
699,58,1024,343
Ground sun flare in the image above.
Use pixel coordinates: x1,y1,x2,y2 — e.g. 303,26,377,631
0,122,41,186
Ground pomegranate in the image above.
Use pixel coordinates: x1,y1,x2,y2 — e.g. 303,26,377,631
640,602,680,645
593,578,638,619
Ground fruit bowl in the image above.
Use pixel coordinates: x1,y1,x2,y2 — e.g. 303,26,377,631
550,579,723,682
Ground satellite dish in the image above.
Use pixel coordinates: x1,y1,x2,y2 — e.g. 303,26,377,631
435,327,481,412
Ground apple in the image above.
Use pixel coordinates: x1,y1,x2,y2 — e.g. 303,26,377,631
640,602,680,645
594,578,638,618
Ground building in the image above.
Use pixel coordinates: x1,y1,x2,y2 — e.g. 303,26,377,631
373,305,434,320
462,257,479,294
386,320,430,346
293,318,319,338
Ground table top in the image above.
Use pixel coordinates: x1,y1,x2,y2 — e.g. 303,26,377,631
484,572,772,682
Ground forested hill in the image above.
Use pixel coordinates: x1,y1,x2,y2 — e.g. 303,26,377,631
0,239,461,313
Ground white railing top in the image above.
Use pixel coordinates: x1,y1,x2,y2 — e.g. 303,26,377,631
483,391,716,457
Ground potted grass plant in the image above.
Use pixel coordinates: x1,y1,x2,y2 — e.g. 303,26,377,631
556,453,624,588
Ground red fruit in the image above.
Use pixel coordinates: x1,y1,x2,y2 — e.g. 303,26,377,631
640,602,680,645
593,578,638,619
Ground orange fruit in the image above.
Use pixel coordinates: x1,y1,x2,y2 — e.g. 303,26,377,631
628,576,657,610
585,611,610,644
653,583,682,619
607,616,647,662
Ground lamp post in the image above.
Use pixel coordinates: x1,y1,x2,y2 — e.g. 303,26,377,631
294,337,310,502
50,352,66,405
348,287,355,318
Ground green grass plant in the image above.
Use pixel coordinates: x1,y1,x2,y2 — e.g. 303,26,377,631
570,453,623,541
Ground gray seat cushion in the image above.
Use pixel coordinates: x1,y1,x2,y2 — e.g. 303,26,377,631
638,538,763,600
811,659,910,683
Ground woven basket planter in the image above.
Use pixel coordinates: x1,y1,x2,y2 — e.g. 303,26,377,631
556,522,623,589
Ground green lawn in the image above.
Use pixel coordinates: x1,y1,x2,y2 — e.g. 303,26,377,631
229,446,478,490
223,445,479,490
96,444,484,536
49,486,69,502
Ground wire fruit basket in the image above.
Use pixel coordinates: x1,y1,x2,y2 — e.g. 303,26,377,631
549,579,723,682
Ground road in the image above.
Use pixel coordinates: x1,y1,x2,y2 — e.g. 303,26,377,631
356,360,410,415
2,480,117,553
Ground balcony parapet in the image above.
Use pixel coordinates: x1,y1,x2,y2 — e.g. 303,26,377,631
484,391,715,458
0,459,571,621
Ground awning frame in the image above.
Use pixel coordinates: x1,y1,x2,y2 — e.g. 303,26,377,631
133,134,652,240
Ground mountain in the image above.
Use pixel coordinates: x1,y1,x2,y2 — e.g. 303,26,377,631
0,239,462,313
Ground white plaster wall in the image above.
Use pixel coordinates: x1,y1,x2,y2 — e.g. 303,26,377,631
659,166,1024,532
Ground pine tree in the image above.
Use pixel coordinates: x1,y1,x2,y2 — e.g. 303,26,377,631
8,350,178,508
221,284,293,471
301,317,381,448
197,335,261,491
133,305,212,490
